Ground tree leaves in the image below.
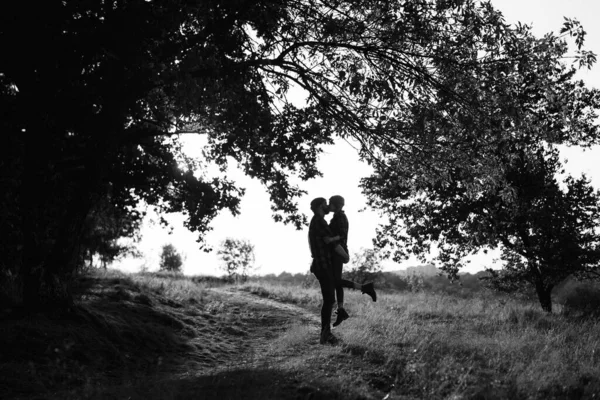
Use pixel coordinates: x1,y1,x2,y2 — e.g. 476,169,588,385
159,244,184,273
3,0,599,301
216,238,256,281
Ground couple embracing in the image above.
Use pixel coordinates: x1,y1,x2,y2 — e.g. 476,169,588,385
308,195,377,345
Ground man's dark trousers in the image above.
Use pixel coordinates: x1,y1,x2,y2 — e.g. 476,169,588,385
312,261,335,333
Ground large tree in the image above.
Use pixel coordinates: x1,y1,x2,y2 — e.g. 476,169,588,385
367,144,600,311
2,0,596,310
361,18,600,311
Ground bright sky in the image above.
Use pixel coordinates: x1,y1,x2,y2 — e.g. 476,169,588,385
113,0,600,277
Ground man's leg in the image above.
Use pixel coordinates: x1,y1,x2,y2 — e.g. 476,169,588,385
315,267,336,343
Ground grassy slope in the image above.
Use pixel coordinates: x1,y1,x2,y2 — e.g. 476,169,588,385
1,271,599,399
0,270,254,399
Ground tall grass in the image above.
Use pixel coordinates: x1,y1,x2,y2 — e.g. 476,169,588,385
79,269,227,304
6,270,599,399
242,280,600,399
240,281,322,307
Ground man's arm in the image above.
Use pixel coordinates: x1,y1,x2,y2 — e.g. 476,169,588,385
314,217,336,243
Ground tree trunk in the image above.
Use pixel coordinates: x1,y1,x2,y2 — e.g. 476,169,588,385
22,194,91,312
21,126,47,311
535,280,553,313
46,195,92,309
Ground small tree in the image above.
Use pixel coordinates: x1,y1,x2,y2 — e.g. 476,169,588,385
346,248,383,284
159,244,183,273
217,238,255,282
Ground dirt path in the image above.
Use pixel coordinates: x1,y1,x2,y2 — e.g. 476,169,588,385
161,288,389,400
200,287,320,369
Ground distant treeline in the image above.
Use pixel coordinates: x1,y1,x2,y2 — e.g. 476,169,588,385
255,270,491,298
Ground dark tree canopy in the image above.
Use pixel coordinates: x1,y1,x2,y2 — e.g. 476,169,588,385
2,0,598,310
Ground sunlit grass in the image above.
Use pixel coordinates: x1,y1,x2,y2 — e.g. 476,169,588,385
86,268,228,304
240,281,322,307
243,280,600,399
132,271,205,301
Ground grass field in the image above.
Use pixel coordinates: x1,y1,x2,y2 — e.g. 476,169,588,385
1,270,599,399
240,280,600,399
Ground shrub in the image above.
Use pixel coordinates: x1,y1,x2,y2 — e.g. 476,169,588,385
560,282,600,317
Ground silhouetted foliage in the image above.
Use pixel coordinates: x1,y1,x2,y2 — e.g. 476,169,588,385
476,162,600,313
362,17,600,312
376,272,410,292
3,0,598,311
159,244,183,273
554,278,600,318
257,272,312,288
257,267,495,299
78,193,143,271
217,238,255,282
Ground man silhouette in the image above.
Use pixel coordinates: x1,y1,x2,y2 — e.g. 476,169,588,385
308,197,349,344
328,195,377,328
